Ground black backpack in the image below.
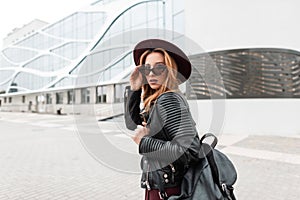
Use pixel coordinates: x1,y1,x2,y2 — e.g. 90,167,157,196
169,133,237,200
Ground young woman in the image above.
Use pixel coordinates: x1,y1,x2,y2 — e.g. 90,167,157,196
124,39,200,200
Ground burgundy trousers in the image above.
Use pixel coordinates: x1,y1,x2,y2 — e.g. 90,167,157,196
145,187,180,200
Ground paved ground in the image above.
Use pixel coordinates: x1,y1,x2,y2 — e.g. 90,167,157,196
0,111,299,199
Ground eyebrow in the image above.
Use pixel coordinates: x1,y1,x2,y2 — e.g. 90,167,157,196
145,62,165,66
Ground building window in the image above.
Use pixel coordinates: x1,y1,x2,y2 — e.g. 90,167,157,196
96,86,107,103
81,88,90,104
114,83,126,103
46,94,52,104
56,92,64,104
4,97,7,103
37,95,45,104
9,82,18,93
8,97,12,103
22,96,26,103
67,90,75,104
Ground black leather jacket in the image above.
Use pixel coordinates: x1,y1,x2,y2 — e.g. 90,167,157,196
124,86,200,191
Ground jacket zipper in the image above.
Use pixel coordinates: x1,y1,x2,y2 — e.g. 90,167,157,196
169,164,175,183
145,164,151,190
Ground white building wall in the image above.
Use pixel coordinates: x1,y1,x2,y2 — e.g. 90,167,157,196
106,85,114,104
184,0,300,52
90,87,97,104
75,89,81,105
189,99,300,136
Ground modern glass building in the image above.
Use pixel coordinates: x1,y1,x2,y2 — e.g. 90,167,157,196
1,0,300,119
0,0,186,115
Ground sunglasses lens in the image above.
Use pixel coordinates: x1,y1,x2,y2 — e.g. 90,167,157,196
138,66,147,75
144,68,151,76
152,65,166,75
139,64,167,76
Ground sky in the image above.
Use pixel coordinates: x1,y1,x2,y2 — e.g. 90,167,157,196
0,0,96,47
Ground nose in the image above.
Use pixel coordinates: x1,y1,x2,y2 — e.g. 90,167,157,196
148,69,155,76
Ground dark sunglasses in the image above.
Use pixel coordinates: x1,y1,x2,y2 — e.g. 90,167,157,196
138,64,167,76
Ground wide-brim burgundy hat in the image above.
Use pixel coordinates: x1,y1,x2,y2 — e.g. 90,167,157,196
133,39,192,83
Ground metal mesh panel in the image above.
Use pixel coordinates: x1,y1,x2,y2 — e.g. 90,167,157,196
187,48,300,99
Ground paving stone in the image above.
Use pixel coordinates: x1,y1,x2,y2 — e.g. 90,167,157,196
0,112,299,199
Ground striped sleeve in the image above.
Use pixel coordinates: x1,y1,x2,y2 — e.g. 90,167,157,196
139,92,200,164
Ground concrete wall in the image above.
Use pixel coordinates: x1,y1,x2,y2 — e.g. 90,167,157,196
0,84,124,119
1,91,300,135
190,99,300,136
184,0,300,53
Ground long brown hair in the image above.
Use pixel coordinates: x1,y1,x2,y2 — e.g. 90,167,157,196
139,48,179,112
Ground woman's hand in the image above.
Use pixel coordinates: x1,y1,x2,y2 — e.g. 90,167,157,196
131,122,148,145
130,65,143,91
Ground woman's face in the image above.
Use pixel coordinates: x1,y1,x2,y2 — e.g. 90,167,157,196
143,52,168,90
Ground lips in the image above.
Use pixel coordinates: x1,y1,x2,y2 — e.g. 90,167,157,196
149,79,158,84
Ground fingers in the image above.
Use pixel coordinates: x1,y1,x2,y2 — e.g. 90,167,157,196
130,65,144,91
136,125,144,129
142,122,147,126
130,134,139,145
131,68,138,78
134,65,142,72
131,125,149,145
136,64,143,69
130,66,141,79
135,64,144,74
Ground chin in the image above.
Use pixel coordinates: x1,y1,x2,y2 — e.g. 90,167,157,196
149,84,161,90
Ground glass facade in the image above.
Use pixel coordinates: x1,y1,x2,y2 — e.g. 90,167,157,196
81,88,90,104
56,92,64,104
0,0,187,111
43,12,106,40
13,72,55,91
24,55,70,72
172,0,185,42
67,0,165,87
16,33,63,50
67,90,75,104
50,42,89,60
0,0,171,94
0,71,14,83
0,56,17,68
92,0,118,6
46,93,52,104
2,47,38,63
96,85,107,103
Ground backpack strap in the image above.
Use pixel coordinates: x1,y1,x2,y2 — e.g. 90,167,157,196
200,134,235,200
200,132,218,148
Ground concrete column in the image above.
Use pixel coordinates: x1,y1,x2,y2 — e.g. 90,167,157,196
106,85,115,104
75,89,81,104
89,87,96,104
